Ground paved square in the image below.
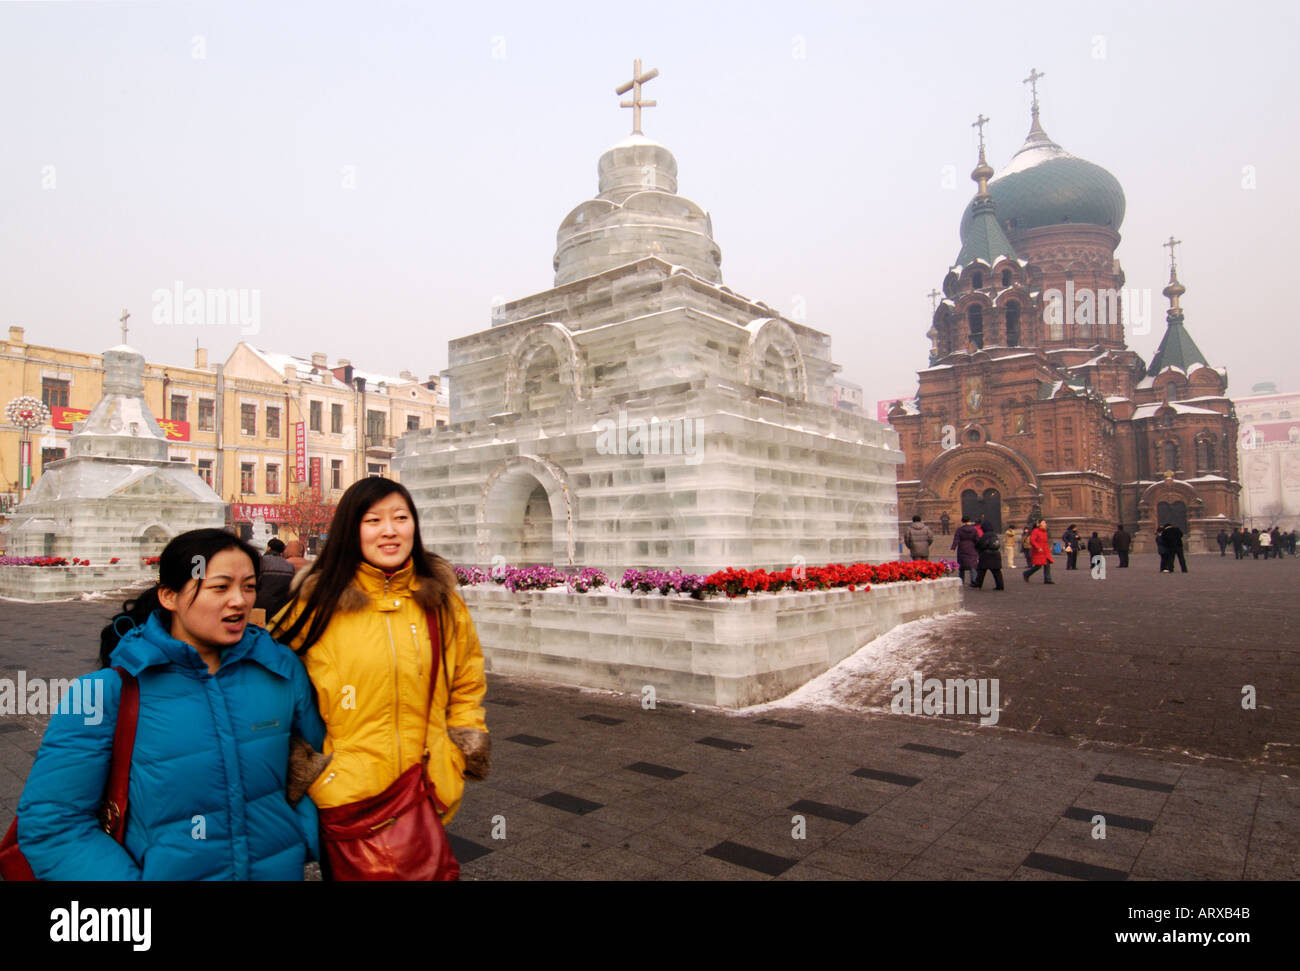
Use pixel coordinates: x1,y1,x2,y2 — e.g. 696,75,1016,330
1,553,1296,880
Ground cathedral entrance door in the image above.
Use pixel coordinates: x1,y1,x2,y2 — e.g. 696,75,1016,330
1157,500,1189,533
961,488,1002,532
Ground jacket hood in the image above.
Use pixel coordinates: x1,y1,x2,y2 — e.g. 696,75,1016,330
110,609,300,681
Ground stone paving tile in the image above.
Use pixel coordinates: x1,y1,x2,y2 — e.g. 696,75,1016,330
774,860,858,881
671,854,772,881
558,845,665,881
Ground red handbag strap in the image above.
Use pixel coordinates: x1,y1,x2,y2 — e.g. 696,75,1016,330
422,610,444,755
101,666,140,843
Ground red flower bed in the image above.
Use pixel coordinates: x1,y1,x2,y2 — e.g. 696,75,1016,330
701,559,949,599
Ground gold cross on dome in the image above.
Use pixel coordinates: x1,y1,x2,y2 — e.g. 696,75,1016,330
616,58,659,134
972,113,989,154
928,288,942,312
1163,235,1183,273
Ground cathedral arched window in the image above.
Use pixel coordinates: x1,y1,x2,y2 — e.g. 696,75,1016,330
1161,440,1178,473
1196,435,1216,473
967,306,983,350
972,272,983,290
1005,302,1021,346
1002,269,1012,288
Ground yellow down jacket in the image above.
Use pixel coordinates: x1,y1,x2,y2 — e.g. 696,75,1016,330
274,556,489,824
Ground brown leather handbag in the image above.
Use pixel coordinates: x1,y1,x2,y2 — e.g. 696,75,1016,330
0,667,140,881
316,610,460,881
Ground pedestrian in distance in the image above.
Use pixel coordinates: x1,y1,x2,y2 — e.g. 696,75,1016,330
1112,524,1131,568
1270,527,1282,560
1156,524,1171,572
1087,531,1104,569
951,515,981,587
1217,528,1229,556
1231,528,1245,560
1250,528,1261,559
1062,523,1081,570
1023,519,1055,584
12,528,327,880
973,517,1005,590
282,538,310,573
1004,525,1018,569
940,511,951,536
1259,527,1273,559
1163,523,1188,573
904,515,934,562
271,477,489,881
255,537,297,620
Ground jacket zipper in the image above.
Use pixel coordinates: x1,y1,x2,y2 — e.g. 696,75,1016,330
383,580,403,769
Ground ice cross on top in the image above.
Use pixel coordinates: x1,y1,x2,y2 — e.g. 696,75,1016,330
119,308,131,345
616,58,659,135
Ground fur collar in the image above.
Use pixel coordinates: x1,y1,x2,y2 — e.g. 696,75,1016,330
290,553,458,614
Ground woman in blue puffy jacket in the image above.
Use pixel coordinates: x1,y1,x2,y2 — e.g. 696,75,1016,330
16,529,326,880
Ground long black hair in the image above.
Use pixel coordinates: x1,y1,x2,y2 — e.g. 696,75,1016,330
270,478,450,653
99,528,262,668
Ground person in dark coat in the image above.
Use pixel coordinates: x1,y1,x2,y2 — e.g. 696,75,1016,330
1216,528,1230,556
1163,524,1187,573
951,516,982,587
1061,524,1081,570
1250,528,1261,559
972,518,1004,590
1086,531,1104,570
1270,527,1283,560
1156,524,1171,572
1112,525,1131,568
940,511,951,535
1231,528,1245,559
255,538,297,618
903,515,934,561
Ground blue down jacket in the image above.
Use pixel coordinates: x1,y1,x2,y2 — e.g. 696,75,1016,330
16,611,325,880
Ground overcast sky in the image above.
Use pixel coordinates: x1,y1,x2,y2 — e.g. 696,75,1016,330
2,0,1296,408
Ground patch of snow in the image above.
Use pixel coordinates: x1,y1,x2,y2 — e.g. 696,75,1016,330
727,610,976,715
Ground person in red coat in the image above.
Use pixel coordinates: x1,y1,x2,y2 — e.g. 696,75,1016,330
1022,519,1055,584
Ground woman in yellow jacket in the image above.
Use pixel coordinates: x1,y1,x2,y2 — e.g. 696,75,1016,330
271,478,488,877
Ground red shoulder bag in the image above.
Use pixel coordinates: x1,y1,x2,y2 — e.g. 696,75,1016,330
0,668,140,881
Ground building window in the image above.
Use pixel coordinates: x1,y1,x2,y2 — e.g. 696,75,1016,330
1005,302,1021,346
198,398,215,431
331,459,343,490
266,406,281,439
967,306,983,350
972,272,983,290
309,400,323,432
436,419,446,429
331,402,344,434
41,447,66,465
170,395,188,422
1196,437,1216,473
240,403,257,436
367,463,385,476
266,464,280,495
197,459,213,486
366,410,386,442
41,378,70,409
406,414,420,431
240,462,256,494
1001,269,1011,288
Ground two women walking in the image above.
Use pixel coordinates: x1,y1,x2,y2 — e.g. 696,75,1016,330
12,477,489,881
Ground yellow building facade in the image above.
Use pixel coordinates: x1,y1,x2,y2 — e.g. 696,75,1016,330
1,327,448,545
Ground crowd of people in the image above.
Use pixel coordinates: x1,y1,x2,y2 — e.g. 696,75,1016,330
1215,526,1297,559
9,478,488,882
902,514,1297,582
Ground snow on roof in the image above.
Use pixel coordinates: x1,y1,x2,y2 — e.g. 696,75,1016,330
921,363,953,371
1187,475,1228,482
1132,402,1222,420
249,346,322,383
1105,395,1131,403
